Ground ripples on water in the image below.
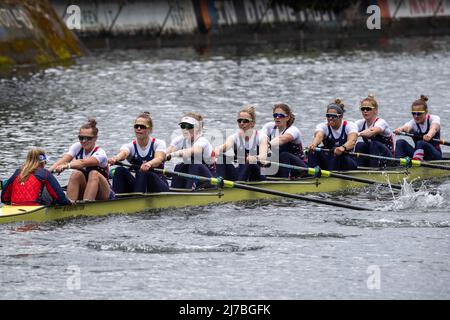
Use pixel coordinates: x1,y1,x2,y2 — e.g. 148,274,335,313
1,37,450,299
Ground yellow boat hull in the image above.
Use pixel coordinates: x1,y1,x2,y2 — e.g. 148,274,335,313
1,164,450,225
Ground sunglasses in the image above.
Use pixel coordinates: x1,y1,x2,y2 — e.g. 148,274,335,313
180,123,194,130
134,124,150,130
326,113,340,119
360,107,374,112
273,113,288,119
411,111,425,116
237,118,252,124
78,135,95,142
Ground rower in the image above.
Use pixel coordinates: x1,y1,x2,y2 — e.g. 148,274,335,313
1,148,71,206
261,103,307,179
214,106,269,181
354,94,395,167
166,112,215,189
307,99,358,171
49,119,114,201
108,112,169,193
394,95,442,161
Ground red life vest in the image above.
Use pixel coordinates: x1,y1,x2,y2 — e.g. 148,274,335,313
10,172,48,206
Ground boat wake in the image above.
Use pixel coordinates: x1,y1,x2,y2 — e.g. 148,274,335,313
86,241,263,254
335,217,450,228
194,230,360,239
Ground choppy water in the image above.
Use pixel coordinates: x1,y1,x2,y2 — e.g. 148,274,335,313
0,36,449,299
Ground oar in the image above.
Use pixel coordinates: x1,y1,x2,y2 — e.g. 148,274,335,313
239,157,404,190
395,131,450,146
115,162,370,211
313,147,450,171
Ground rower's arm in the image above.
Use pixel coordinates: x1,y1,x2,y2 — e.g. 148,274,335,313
214,135,234,156
308,131,325,150
424,122,440,141
148,151,166,167
393,124,412,134
359,127,382,139
108,149,130,165
343,132,358,151
170,145,203,158
166,145,177,155
427,123,440,138
68,156,100,170
258,136,269,162
270,133,293,147
49,154,73,172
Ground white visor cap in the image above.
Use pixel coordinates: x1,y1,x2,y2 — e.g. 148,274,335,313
179,116,200,127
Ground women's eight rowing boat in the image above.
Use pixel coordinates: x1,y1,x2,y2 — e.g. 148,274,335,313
1,160,450,225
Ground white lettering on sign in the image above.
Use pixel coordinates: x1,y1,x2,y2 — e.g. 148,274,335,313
66,5,81,30
367,5,381,30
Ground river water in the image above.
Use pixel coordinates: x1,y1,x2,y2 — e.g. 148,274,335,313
0,36,449,299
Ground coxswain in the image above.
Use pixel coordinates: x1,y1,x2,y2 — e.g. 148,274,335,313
1,148,70,206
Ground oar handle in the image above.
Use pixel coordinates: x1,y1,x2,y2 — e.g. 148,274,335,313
237,155,403,190
116,161,137,170
396,131,450,146
315,148,450,171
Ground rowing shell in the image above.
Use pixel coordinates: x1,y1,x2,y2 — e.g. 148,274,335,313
1,162,450,225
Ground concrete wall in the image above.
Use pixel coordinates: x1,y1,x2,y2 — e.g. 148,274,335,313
0,0,85,75
1,0,449,73
49,0,450,49
52,0,341,36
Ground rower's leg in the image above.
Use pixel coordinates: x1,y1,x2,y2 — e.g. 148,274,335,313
83,171,111,200
97,174,112,200
237,164,251,181
355,142,370,167
395,140,414,158
171,163,189,188
187,164,213,189
368,141,393,167
415,141,442,161
330,155,357,171
134,171,149,193
145,172,170,192
215,163,238,181
112,167,135,193
276,152,290,177
245,164,265,181
307,151,330,170
67,170,87,201
278,152,308,178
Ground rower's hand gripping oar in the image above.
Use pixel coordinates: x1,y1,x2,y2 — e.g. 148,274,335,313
235,155,404,190
395,131,450,147
313,147,450,171
115,161,370,211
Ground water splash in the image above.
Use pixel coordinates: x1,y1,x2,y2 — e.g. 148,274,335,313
381,178,445,211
